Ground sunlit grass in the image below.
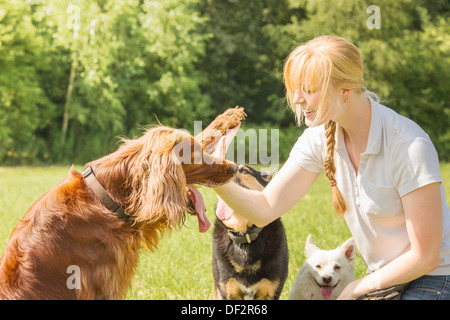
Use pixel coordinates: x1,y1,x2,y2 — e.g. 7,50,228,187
1,164,449,299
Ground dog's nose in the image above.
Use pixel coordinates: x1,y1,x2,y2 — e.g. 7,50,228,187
322,275,332,284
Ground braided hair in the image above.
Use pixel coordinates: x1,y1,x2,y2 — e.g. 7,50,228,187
324,120,347,215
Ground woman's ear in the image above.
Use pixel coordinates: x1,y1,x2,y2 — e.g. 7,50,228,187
341,88,353,103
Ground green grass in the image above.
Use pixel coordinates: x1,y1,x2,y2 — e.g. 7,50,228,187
1,163,449,299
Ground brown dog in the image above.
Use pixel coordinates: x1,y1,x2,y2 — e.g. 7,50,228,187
0,108,245,299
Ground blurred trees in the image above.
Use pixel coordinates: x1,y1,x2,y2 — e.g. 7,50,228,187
0,0,448,165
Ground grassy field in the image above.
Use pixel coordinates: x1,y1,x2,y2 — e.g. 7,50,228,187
1,163,449,299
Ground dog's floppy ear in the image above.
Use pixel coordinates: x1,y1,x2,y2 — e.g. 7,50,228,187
304,234,320,258
126,128,187,227
339,237,356,261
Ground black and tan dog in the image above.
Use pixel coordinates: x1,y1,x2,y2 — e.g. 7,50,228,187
212,165,288,300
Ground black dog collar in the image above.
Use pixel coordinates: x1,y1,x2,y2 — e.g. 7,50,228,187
82,166,129,221
227,225,264,244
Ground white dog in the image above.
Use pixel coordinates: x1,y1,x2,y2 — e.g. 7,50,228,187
289,234,355,300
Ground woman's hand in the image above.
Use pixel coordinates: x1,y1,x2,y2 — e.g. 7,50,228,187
337,278,365,300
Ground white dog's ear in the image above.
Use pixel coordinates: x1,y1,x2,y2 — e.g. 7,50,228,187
340,237,356,261
305,234,320,258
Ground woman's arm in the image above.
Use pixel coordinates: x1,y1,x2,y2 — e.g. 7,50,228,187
214,158,320,227
338,182,443,299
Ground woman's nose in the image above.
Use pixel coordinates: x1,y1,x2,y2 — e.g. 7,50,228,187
293,90,306,105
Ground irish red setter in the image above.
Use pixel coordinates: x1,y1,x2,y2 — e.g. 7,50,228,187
0,107,245,299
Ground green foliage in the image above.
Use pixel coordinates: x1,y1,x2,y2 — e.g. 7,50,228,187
0,0,211,165
196,0,304,126
0,1,55,164
109,0,212,132
0,0,448,164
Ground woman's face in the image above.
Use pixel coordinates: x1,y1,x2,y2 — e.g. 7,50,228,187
292,89,322,127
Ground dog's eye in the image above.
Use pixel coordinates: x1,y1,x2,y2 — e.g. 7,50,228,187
334,265,341,271
315,264,322,270
238,168,249,174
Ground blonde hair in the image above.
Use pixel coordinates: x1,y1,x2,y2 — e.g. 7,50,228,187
283,35,368,215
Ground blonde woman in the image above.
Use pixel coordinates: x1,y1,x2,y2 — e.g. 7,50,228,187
214,35,450,300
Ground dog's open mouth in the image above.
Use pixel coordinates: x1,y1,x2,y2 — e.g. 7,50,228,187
314,279,340,299
186,185,210,233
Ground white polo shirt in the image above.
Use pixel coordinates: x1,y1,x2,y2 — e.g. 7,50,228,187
289,97,450,275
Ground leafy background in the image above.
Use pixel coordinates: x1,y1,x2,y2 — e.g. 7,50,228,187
0,0,449,165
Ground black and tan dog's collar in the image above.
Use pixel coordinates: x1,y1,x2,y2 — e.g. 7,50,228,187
82,166,129,221
227,225,263,244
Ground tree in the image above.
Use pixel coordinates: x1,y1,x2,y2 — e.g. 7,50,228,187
0,0,448,164
0,0,55,164
197,0,305,126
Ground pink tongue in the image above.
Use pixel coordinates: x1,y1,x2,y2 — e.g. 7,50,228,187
187,185,210,233
320,286,333,299
216,197,234,221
